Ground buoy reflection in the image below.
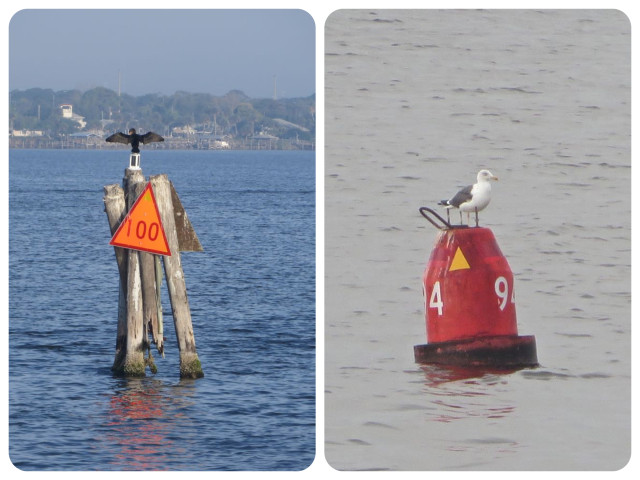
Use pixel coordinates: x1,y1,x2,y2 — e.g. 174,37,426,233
419,363,522,386
419,364,526,424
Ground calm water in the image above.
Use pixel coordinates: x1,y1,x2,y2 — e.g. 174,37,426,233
9,148,315,470
325,10,630,470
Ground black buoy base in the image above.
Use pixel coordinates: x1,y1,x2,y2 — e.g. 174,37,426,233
414,335,538,368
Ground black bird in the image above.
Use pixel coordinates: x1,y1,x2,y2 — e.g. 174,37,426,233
106,128,164,153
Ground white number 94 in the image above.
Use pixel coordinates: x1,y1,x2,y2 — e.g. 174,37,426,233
494,276,515,311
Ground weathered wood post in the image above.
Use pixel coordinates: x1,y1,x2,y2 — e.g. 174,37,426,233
103,184,128,371
139,244,163,360
104,168,158,376
104,153,203,378
150,174,204,379
121,168,146,376
131,180,163,370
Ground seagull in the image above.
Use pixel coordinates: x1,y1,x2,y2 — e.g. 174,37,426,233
106,128,164,153
438,169,498,226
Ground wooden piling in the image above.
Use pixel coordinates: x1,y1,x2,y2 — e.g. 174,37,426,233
103,184,128,281
154,255,165,357
103,183,128,371
170,181,203,252
123,248,145,376
150,174,204,378
130,180,164,363
120,169,147,376
105,165,203,378
140,250,162,358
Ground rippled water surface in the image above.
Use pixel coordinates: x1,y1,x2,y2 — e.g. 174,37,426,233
325,9,630,470
9,149,315,470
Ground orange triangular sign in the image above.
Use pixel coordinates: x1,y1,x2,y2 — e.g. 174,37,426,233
110,183,171,256
449,246,470,271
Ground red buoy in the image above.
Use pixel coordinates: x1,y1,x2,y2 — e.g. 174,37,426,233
414,218,538,368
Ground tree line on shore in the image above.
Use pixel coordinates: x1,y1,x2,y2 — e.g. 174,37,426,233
9,87,315,144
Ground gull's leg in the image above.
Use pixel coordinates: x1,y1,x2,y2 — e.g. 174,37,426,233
459,210,463,224
475,207,479,227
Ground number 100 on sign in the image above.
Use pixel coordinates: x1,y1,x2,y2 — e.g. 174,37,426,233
109,183,172,256
125,218,161,243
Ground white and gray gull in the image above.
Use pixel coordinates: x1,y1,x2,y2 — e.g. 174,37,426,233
438,169,498,226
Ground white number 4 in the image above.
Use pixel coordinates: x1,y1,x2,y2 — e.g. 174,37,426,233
429,281,444,316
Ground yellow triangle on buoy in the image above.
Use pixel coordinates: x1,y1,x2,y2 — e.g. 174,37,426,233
449,246,470,271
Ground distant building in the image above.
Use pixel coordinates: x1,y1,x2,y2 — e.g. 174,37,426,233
172,125,196,135
11,129,44,137
249,132,278,149
59,104,86,129
250,132,278,140
273,118,310,132
60,104,73,118
212,140,230,149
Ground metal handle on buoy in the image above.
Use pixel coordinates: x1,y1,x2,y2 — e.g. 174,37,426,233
419,207,452,230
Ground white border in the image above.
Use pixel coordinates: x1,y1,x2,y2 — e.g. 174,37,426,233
3,2,637,479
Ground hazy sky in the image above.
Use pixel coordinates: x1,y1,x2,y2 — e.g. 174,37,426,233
9,9,315,98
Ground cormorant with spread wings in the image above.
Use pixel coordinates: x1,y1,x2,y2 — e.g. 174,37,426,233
106,128,164,153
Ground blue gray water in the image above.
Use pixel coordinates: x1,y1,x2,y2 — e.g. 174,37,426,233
325,10,630,470
9,148,315,470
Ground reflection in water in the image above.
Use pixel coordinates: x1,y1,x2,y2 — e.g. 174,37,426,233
419,363,524,386
418,364,528,424
104,378,197,470
418,364,524,458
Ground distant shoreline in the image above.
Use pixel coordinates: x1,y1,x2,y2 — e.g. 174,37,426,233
8,136,315,151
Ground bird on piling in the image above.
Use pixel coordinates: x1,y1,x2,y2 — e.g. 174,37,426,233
438,169,498,226
106,128,164,153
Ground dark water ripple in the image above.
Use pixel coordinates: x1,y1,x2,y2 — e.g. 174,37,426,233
9,149,315,470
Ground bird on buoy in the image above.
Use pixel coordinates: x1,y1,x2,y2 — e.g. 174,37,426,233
106,128,164,153
438,169,498,226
